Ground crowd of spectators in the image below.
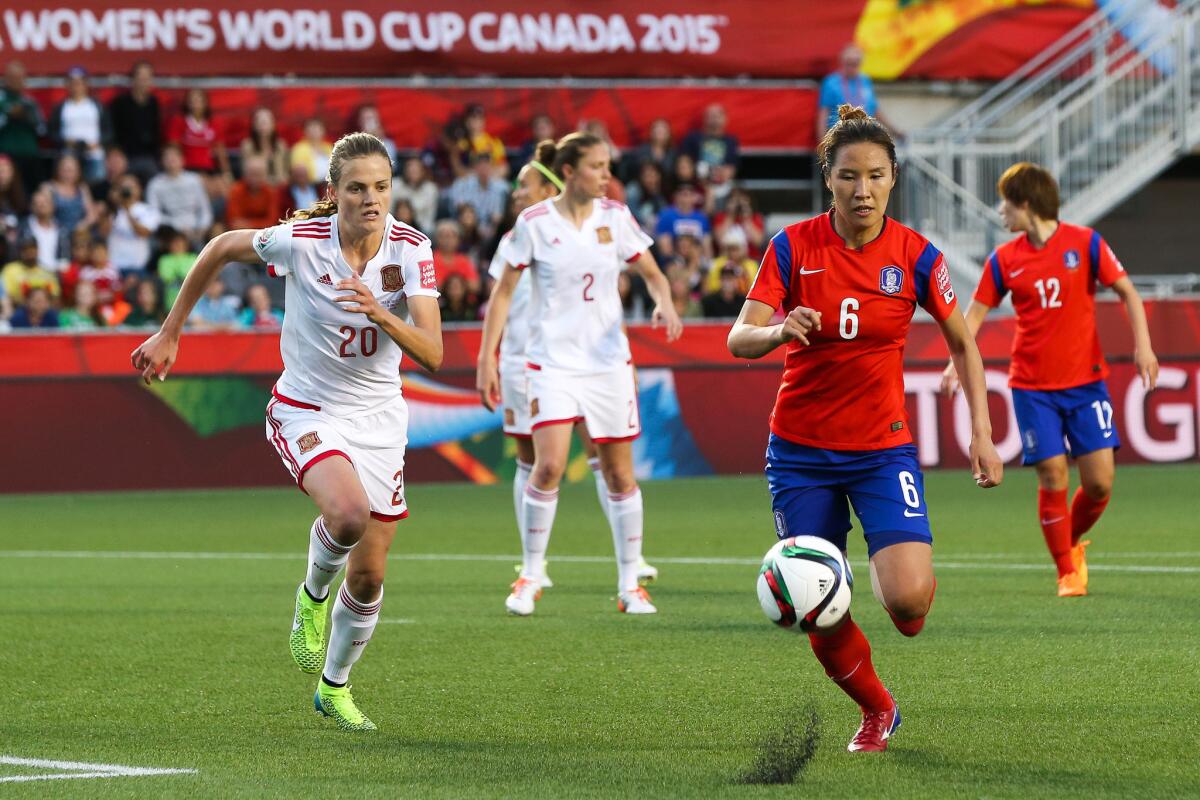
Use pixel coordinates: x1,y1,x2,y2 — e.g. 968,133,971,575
0,59,765,332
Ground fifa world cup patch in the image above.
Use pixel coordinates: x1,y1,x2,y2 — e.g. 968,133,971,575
530,398,540,417
257,228,274,248
773,510,788,538
891,421,904,432
879,265,904,295
504,408,515,426
419,260,437,288
934,261,955,304
297,431,322,454
595,226,613,244
381,265,404,292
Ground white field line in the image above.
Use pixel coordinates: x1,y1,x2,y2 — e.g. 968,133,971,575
1,550,1198,574
0,756,195,784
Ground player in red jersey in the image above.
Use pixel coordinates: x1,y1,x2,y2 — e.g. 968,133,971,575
942,162,1158,597
728,105,1003,753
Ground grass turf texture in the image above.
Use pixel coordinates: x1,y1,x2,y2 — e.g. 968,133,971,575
2,465,1198,798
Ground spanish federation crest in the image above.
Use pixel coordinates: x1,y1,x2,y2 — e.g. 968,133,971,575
879,265,904,295
381,265,404,292
1063,249,1081,269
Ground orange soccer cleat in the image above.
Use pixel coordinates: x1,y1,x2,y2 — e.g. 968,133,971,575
1071,539,1092,587
1056,570,1088,598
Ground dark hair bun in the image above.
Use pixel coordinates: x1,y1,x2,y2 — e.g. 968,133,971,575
837,104,870,123
534,139,557,166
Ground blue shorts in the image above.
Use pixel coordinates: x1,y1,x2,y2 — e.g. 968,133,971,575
765,435,933,557
1011,380,1120,466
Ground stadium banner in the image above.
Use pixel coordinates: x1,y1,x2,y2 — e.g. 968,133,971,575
2,301,1199,494
3,1,1112,80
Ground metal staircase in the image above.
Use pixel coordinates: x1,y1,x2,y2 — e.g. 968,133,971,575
900,0,1200,289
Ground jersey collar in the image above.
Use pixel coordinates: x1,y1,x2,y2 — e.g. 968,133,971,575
823,208,890,252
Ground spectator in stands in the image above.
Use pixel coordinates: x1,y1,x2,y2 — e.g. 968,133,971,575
655,183,712,258
2,237,60,303
0,154,27,223
10,285,58,329
357,105,397,168
48,66,110,183
432,219,480,294
455,203,483,259
0,281,10,330
106,174,160,276
515,114,556,166
666,261,702,320
90,146,129,206
671,153,711,214
674,232,711,296
240,108,288,186
701,264,747,318
157,228,197,308
439,273,479,322
124,276,165,327
56,230,93,303
391,198,417,229
626,118,676,183
713,187,765,259
58,280,106,330
226,155,280,231
392,156,438,234
167,88,231,199
239,283,283,329
21,188,67,271
817,43,897,139
626,161,669,232
42,154,98,234
146,143,212,248
290,118,333,184
447,154,509,240
189,276,240,329
682,104,739,195
281,162,318,218
108,61,162,183
0,60,47,189
448,104,507,179
704,226,759,296
79,240,120,307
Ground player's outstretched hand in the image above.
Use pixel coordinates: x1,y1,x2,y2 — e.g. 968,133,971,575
130,329,179,385
475,358,501,412
780,306,821,346
334,275,384,322
940,359,960,397
970,435,1003,489
651,302,684,342
1135,346,1159,391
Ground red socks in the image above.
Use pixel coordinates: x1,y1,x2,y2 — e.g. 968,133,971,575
1071,488,1110,544
1038,487,1075,577
809,618,893,714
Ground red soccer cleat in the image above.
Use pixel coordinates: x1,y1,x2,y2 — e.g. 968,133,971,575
847,699,901,753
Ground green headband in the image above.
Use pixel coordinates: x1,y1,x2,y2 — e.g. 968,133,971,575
530,160,564,191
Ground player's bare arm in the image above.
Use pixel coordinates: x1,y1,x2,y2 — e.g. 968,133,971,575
333,275,443,372
630,250,683,342
130,228,260,385
727,298,821,358
1111,276,1159,390
938,309,1003,488
941,299,991,396
475,263,522,410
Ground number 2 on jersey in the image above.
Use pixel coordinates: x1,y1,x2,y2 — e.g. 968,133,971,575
582,272,595,302
338,325,378,358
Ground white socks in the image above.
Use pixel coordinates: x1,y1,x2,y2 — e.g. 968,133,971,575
521,484,558,582
513,460,533,551
588,457,613,525
322,583,382,685
608,487,644,593
304,516,354,601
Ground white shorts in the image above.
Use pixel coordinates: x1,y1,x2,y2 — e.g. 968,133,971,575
499,361,532,438
527,363,640,442
265,389,410,521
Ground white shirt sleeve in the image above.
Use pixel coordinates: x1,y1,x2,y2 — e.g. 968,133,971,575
488,232,513,280
402,238,439,299
134,202,161,232
616,204,653,263
252,222,294,277
497,214,534,270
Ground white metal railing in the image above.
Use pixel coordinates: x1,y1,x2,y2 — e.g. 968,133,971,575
901,0,1200,287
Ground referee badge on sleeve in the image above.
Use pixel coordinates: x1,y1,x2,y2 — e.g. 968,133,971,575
596,226,613,244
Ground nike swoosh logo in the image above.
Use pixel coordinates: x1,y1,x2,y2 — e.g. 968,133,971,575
903,510,924,518
1009,269,1025,278
1040,516,1065,525
797,267,825,276
1103,431,1113,438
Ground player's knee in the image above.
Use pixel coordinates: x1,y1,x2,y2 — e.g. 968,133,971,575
531,460,565,489
603,467,636,495
343,569,383,605
886,581,934,624
322,500,370,546
1036,463,1069,490
1081,477,1112,501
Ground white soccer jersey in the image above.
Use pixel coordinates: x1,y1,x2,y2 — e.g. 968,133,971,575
253,213,439,417
487,232,532,371
497,198,651,373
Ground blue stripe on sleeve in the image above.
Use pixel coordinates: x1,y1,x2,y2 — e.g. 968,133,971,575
1088,230,1102,282
912,241,941,306
771,229,793,294
988,253,1006,298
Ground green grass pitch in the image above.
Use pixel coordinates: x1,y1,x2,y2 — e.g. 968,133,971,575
2,465,1198,798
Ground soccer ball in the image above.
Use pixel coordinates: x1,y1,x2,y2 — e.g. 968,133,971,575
757,536,853,632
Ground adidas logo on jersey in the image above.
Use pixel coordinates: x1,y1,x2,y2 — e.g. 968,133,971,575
317,273,333,286
550,237,562,245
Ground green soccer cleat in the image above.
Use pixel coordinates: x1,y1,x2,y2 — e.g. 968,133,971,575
314,683,377,732
289,584,328,674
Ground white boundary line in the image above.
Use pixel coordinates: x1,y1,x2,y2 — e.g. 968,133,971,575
1,550,1197,574
0,756,196,784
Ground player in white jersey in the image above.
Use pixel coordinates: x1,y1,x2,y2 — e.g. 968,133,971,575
132,133,442,732
490,147,659,590
477,132,682,616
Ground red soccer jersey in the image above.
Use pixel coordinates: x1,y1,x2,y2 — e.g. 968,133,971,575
747,211,958,450
973,223,1125,391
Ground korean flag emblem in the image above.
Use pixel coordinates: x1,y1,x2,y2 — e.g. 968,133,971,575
879,265,904,295
1063,250,1081,269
